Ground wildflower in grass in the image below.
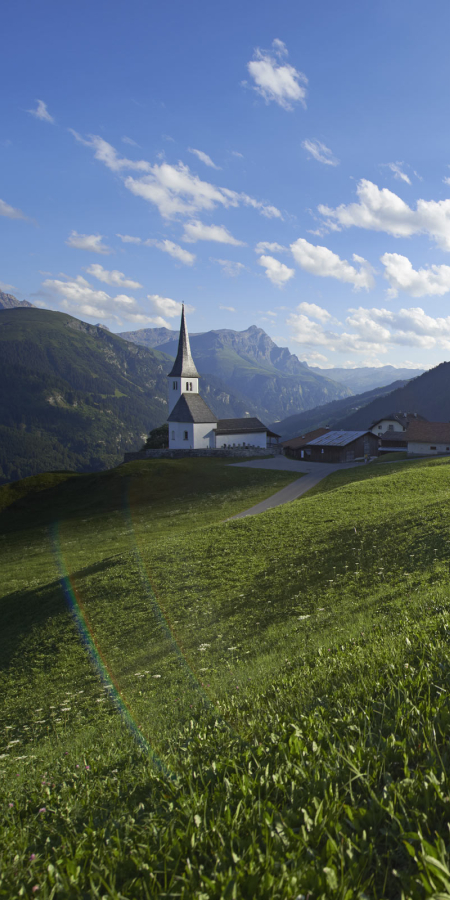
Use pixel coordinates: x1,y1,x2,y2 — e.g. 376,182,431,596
32,886,39,893
30,854,36,861
85,765,90,770
152,674,161,678
38,808,46,814
8,802,13,808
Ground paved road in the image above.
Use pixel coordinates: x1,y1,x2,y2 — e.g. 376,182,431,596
230,456,364,519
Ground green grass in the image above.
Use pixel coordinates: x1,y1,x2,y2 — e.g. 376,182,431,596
373,451,409,463
3,456,450,897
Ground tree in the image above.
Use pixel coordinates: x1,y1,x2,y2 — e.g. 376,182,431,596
142,423,168,449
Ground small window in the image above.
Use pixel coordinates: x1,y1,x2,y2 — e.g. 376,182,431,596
186,381,189,391
431,446,436,450
378,425,382,429
189,382,193,391
173,381,177,390
388,424,394,431
183,431,188,441
171,430,175,440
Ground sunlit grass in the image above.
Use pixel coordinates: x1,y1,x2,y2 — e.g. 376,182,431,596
3,456,450,896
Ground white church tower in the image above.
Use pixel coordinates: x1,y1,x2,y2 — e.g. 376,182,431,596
167,305,217,449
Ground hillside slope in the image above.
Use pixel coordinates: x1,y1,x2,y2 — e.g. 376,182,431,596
336,361,450,430
272,378,409,439
0,309,263,482
120,324,351,421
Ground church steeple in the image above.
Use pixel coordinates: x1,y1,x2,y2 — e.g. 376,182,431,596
168,304,199,378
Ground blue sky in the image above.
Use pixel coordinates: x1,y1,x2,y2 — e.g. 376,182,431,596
3,1,450,369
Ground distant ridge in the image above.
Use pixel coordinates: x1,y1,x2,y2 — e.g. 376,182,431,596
0,289,34,309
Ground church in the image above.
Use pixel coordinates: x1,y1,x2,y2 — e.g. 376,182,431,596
167,306,279,450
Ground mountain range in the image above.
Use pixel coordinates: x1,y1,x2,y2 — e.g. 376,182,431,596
119,325,351,423
0,289,34,310
310,364,425,394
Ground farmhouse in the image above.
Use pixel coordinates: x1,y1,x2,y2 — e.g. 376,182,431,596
380,421,450,457
167,306,279,450
302,430,379,463
370,412,427,436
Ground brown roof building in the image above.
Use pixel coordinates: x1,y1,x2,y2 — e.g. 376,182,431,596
380,421,450,456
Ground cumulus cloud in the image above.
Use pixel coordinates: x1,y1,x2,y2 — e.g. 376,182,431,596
385,162,411,185
287,302,450,358
258,254,295,287
319,179,450,252
212,259,246,277
0,198,28,220
27,99,54,123
188,148,220,169
290,238,375,290
381,252,450,298
182,220,245,245
116,234,142,244
302,139,339,167
147,294,194,319
145,239,195,265
297,301,336,323
246,39,308,111
255,241,287,254
42,275,160,325
66,231,113,254
70,132,282,220
86,264,142,289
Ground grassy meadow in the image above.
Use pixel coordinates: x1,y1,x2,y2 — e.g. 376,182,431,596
3,455,450,897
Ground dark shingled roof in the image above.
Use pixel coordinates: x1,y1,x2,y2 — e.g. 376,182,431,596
380,421,450,444
168,305,199,378
306,430,371,448
214,417,277,436
167,393,217,424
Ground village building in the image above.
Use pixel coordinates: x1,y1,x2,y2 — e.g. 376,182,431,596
167,306,279,450
379,421,450,457
370,412,426,436
282,427,331,459
302,430,379,463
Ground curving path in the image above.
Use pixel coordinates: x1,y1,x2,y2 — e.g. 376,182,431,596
230,455,364,519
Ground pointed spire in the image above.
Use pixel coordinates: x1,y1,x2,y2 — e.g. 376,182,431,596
168,304,199,378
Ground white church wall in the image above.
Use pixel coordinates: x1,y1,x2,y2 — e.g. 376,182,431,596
215,431,267,449
169,422,194,449
193,423,217,448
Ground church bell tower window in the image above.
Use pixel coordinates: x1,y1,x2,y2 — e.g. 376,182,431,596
173,381,178,390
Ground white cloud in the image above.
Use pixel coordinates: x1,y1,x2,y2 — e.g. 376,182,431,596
219,305,236,311
385,162,411,185
71,132,282,220
290,238,375,290
66,232,113,255
27,99,54,123
182,220,245,245
212,259,245,277
231,151,244,158
41,275,158,325
86,264,142,289
116,234,142,244
381,252,450,298
0,280,17,292
255,241,287,254
258,254,295,287
188,148,220,169
122,136,140,147
287,302,450,358
258,309,277,317
145,239,195,265
319,179,450,252
297,302,335,323
303,351,329,364
302,139,339,167
443,177,450,186
147,294,194,319
246,40,308,111
0,198,27,220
